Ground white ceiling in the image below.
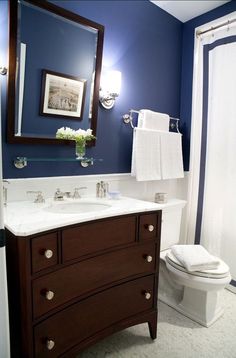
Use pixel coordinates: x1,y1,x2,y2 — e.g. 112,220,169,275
151,1,230,23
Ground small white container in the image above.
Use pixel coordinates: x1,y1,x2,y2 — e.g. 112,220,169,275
155,192,168,204
108,191,121,200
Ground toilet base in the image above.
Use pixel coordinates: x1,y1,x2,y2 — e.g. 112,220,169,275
158,259,227,327
159,286,224,327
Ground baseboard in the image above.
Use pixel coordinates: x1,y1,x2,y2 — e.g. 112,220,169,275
226,284,236,294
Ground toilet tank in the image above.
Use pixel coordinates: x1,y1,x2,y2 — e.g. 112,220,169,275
160,199,186,251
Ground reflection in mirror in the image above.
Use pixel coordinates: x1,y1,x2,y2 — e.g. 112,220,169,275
8,0,104,145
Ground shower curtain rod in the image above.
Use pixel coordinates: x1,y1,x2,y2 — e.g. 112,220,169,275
197,17,236,37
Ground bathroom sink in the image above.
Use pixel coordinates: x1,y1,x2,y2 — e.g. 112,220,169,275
43,201,111,214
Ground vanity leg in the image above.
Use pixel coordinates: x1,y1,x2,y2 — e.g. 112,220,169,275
148,314,157,340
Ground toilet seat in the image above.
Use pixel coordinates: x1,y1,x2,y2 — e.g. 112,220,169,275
165,250,230,279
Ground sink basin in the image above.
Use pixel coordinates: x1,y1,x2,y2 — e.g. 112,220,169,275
43,201,111,214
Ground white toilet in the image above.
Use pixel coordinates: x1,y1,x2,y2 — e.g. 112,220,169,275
159,200,231,327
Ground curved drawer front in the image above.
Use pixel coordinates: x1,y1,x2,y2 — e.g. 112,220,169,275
62,216,136,262
34,275,154,358
32,242,156,318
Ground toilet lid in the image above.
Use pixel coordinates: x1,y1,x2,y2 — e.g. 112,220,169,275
166,251,230,279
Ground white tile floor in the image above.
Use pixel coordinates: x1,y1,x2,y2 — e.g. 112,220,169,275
78,289,236,358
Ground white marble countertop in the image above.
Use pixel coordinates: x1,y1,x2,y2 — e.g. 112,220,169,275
4,196,186,237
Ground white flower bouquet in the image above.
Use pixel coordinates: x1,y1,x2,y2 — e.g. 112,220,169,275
56,127,96,145
56,127,96,158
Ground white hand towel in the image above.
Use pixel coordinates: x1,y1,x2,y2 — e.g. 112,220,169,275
131,128,161,181
160,132,184,179
138,109,170,132
171,245,220,272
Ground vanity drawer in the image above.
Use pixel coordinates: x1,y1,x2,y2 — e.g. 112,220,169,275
31,233,58,273
32,242,156,318
62,216,136,262
139,213,159,241
34,275,154,357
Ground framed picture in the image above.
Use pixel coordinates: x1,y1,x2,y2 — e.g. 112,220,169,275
40,70,86,119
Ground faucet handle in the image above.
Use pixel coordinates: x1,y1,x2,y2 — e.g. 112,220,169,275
27,190,45,203
73,187,87,199
96,182,101,198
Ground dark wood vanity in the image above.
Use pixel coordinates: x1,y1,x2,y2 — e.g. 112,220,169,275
6,211,161,357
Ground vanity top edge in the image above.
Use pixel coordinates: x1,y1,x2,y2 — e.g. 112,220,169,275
4,197,186,237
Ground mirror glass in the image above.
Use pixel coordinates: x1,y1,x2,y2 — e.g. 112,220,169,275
8,0,104,145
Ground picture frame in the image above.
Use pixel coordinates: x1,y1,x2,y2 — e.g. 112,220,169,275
40,70,86,119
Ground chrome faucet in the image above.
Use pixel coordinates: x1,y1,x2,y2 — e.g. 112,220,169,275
54,187,87,201
96,181,109,198
54,188,65,201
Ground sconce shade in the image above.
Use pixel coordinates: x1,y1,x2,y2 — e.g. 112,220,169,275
101,70,121,95
99,70,121,109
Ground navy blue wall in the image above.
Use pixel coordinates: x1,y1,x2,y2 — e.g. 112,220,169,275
180,1,236,171
1,0,183,178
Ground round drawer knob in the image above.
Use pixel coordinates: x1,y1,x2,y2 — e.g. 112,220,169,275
146,255,153,263
44,249,53,259
144,292,151,300
147,225,154,232
46,339,55,350
45,290,55,301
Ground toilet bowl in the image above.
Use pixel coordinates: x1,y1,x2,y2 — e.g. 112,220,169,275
159,249,231,327
158,200,231,327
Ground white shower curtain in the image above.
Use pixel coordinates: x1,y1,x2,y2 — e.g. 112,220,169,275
201,39,236,279
186,13,236,285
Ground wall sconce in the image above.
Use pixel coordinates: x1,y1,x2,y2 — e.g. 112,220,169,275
0,66,7,76
99,70,121,109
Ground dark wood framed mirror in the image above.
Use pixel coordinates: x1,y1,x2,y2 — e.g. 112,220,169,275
7,0,104,146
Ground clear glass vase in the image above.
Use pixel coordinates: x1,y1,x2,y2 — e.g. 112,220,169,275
75,141,86,159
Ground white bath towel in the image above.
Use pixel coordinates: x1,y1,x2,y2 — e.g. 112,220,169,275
138,109,170,132
131,128,162,181
160,132,184,179
171,245,220,272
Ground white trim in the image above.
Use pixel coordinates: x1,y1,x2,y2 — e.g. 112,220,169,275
6,172,190,183
6,173,133,184
226,284,236,294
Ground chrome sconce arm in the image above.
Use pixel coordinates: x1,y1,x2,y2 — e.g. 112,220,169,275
0,67,7,76
99,90,119,109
